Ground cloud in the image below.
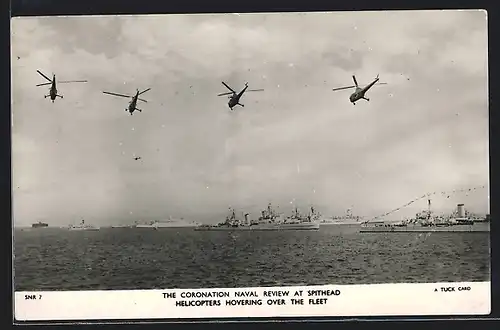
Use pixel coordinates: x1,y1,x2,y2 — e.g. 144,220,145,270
11,10,489,226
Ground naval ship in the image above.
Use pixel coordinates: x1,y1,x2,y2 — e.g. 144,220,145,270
31,221,49,228
360,201,490,233
194,203,320,231
135,217,201,229
315,207,363,226
68,219,100,231
111,223,137,228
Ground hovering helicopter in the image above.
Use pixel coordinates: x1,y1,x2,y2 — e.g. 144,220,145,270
36,70,88,103
331,74,387,105
217,82,264,110
133,156,141,161
102,88,151,115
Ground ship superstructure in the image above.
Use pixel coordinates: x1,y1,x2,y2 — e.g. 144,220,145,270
135,217,201,229
317,207,362,225
68,219,100,231
195,203,320,231
31,221,49,228
361,200,489,233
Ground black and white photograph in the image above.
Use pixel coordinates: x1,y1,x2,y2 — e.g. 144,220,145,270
12,9,490,319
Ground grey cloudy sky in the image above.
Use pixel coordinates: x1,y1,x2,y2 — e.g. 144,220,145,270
11,10,489,226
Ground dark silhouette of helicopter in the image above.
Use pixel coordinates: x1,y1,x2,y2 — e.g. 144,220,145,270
133,156,141,161
217,82,264,110
102,88,151,115
331,74,387,105
36,70,88,103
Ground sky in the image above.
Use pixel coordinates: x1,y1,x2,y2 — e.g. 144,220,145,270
11,10,489,226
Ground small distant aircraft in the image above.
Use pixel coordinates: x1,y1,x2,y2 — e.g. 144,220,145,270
133,157,141,161
331,74,387,105
36,70,88,103
102,88,151,115
217,82,264,110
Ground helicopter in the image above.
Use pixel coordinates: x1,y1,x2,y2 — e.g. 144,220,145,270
217,82,264,110
331,74,387,105
36,70,88,103
133,156,141,161
102,88,151,115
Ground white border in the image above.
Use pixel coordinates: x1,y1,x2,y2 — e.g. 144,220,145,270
15,282,491,321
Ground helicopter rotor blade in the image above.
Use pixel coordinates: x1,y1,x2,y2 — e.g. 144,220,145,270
217,92,234,97
332,85,356,92
102,91,132,99
352,75,358,87
246,89,264,92
36,70,52,82
138,88,151,95
138,98,148,103
36,82,52,87
58,80,88,84
221,82,236,93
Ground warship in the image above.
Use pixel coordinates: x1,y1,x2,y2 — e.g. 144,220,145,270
194,203,320,231
135,217,201,229
315,207,363,225
360,201,490,233
31,221,49,228
110,224,137,228
68,219,100,231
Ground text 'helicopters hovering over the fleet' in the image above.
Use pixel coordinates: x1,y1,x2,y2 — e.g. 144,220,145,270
102,88,151,115
36,70,88,103
331,74,387,105
217,82,264,110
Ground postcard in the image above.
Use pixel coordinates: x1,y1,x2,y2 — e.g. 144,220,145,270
11,9,490,322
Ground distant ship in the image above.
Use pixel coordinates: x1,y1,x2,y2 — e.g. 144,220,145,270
136,217,201,229
111,222,137,228
316,207,363,225
68,219,100,231
31,221,48,228
194,203,320,231
360,201,490,233
110,224,136,228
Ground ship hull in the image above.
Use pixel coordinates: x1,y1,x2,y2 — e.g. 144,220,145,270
194,222,320,231
360,222,490,233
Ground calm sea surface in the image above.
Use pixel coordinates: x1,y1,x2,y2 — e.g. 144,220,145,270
13,225,490,291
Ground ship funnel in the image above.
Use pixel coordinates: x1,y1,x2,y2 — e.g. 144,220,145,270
457,203,465,218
